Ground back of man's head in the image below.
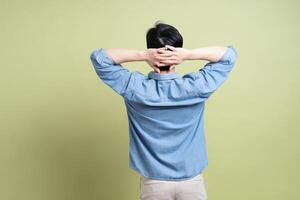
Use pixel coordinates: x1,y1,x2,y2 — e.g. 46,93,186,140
146,21,183,71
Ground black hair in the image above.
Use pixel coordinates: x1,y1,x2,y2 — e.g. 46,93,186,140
146,21,183,71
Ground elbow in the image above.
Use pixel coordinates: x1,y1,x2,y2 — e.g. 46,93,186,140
229,46,238,62
90,50,98,62
221,46,238,65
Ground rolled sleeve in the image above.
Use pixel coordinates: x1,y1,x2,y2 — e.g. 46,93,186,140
90,48,134,97
183,45,238,100
216,45,238,65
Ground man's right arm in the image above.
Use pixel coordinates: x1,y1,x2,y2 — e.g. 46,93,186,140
183,46,229,62
182,45,238,99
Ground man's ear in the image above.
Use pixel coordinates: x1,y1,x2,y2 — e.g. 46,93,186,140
170,65,176,71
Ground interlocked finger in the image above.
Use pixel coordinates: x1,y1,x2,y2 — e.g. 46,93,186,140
157,49,174,56
156,55,174,61
157,54,173,58
159,59,177,65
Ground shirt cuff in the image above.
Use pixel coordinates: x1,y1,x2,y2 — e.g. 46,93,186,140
90,48,115,65
218,45,238,64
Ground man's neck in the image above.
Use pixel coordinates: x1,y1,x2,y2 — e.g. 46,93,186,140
156,69,176,75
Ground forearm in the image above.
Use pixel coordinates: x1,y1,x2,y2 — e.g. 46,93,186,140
103,48,147,64
184,46,229,63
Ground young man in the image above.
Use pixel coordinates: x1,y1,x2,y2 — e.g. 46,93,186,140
90,22,238,200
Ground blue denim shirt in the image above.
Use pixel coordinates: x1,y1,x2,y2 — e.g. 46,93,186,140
90,46,238,180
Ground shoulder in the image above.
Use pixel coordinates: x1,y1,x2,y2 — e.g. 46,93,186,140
182,72,199,83
133,71,147,80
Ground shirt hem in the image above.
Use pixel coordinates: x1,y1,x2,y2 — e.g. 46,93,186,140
129,162,208,181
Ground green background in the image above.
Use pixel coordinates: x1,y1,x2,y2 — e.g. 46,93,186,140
1,0,299,199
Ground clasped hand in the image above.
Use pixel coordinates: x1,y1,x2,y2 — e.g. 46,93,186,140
145,45,188,73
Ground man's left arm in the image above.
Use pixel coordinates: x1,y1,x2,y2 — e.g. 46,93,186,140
100,48,148,64
90,47,171,96
90,48,145,97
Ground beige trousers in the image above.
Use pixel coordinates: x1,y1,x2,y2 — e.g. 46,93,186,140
140,172,207,200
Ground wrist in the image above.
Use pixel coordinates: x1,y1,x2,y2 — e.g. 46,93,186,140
139,50,148,62
182,48,192,60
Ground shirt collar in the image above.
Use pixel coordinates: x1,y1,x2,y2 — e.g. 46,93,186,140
148,71,179,80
